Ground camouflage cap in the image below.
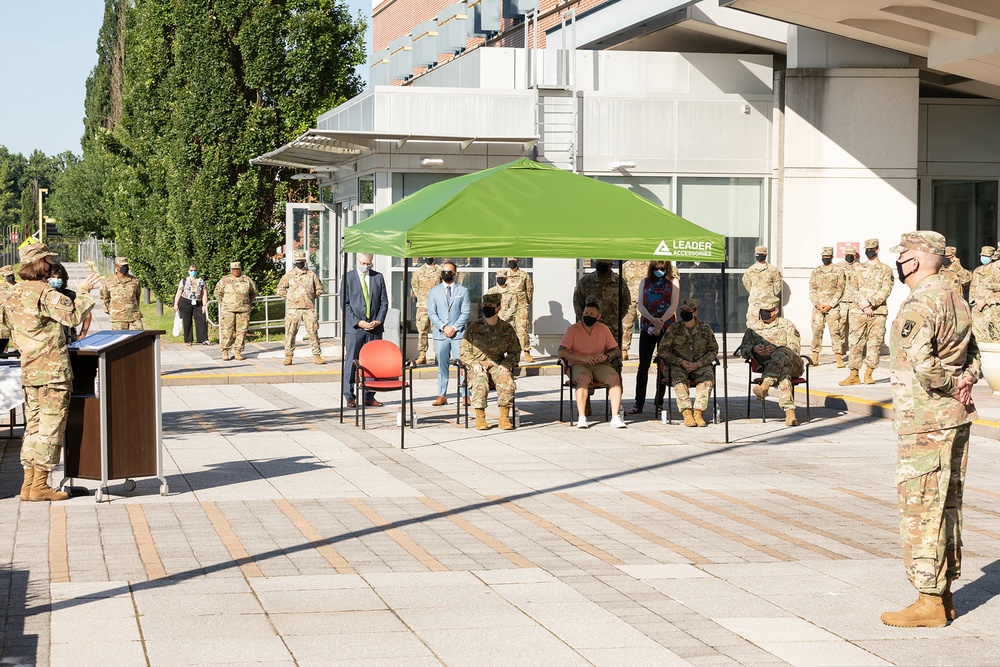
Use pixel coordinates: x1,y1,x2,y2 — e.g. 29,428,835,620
759,295,780,309
754,245,767,254
293,250,306,261
230,261,242,270
481,293,501,307
680,298,699,310
0,265,13,278
890,231,946,256
19,243,57,264
864,238,879,250
506,257,518,262
945,246,956,257
821,246,834,256
114,256,128,266
981,246,996,256
844,244,857,254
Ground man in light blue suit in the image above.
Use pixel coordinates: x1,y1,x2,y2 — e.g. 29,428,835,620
426,261,471,405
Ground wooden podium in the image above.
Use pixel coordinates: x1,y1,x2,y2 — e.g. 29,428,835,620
62,330,169,502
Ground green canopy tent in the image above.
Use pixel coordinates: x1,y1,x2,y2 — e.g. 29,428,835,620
341,159,733,445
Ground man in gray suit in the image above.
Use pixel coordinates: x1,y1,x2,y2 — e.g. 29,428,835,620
341,253,388,408
427,261,471,405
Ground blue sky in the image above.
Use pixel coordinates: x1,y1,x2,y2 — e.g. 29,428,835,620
0,1,373,158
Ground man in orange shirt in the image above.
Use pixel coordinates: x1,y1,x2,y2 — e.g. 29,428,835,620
558,301,627,429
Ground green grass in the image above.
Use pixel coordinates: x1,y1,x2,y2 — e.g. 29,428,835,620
140,301,286,344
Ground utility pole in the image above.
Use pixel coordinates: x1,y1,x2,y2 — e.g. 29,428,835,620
38,186,49,244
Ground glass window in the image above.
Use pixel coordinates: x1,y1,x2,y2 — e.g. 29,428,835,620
594,175,672,209
932,180,998,269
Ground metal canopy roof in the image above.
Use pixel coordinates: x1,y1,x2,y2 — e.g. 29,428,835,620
250,130,538,169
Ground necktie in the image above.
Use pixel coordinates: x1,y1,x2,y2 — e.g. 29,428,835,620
446,285,452,302
361,274,370,318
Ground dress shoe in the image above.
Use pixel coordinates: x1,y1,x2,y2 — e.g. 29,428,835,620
346,399,357,408
464,396,471,407
433,395,448,406
364,398,383,407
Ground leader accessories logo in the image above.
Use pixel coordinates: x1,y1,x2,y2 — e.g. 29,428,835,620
654,240,716,258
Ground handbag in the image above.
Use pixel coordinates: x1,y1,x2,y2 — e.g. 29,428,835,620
172,311,183,337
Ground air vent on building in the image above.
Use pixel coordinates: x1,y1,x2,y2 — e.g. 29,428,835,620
469,0,501,36
503,0,538,19
370,49,391,86
411,20,439,69
437,2,469,55
389,36,413,80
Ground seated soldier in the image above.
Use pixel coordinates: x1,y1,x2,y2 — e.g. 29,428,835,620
459,293,521,431
658,298,719,427
557,301,627,429
735,295,805,426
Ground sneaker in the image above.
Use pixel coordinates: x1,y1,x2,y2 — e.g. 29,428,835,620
609,415,628,429
576,417,589,429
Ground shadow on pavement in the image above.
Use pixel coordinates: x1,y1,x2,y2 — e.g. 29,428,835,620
0,567,38,664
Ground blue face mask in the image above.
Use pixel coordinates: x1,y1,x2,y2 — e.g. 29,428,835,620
982,257,991,266
653,269,666,278
48,278,64,290
189,270,197,277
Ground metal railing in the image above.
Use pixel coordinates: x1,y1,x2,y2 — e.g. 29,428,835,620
205,292,342,341
77,235,118,275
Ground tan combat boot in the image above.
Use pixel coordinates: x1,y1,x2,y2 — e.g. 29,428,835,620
475,408,489,431
752,377,774,401
693,410,707,427
681,409,696,427
29,470,69,502
943,580,955,621
621,349,629,361
234,351,245,361
811,351,819,366
523,352,534,364
284,355,293,366
881,592,947,628
864,365,876,384
785,408,799,427
415,353,427,365
836,355,845,368
839,369,861,386
498,406,514,430
221,349,230,361
313,355,326,365
20,468,32,501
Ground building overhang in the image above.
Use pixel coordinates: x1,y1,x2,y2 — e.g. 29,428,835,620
250,130,538,169
724,0,1000,92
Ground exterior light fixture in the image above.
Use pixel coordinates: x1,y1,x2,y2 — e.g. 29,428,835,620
291,173,316,180
420,158,444,167
312,165,340,173
611,161,636,171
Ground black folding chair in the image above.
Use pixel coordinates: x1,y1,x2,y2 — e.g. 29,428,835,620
746,355,812,422
655,358,720,425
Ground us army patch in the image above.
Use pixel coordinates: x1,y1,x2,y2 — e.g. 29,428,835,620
900,313,924,348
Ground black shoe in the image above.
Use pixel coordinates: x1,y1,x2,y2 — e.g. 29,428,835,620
346,399,357,408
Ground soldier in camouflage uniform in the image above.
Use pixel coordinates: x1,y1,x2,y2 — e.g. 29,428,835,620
276,249,324,365
2,244,99,502
619,260,648,361
881,230,980,629
836,245,861,367
214,261,258,361
573,260,631,343
0,265,15,344
460,292,521,431
940,246,972,294
968,245,994,340
742,245,782,326
841,239,894,386
486,274,518,322
657,298,718,427
410,258,441,365
735,295,804,426
502,258,534,363
808,246,845,366
100,257,144,330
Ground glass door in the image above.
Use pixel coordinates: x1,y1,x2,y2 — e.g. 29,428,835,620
931,180,998,269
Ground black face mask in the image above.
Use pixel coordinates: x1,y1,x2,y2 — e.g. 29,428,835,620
845,255,856,264
119,265,129,275
865,249,877,260
755,254,766,263
507,260,518,270
294,261,305,269
595,263,611,275
821,257,832,266
481,306,496,318
440,271,454,283
680,310,694,322
496,277,507,287
896,257,916,283
4,275,14,285
582,315,598,327
424,257,434,265
759,309,774,322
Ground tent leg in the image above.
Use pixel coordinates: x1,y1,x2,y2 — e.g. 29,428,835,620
401,261,409,450
340,251,348,424
721,264,730,444
616,260,623,351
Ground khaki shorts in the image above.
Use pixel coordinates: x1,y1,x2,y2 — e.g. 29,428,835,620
571,363,620,387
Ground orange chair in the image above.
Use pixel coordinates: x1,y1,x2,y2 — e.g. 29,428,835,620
353,340,415,430
745,356,812,423
558,359,612,424
654,357,720,425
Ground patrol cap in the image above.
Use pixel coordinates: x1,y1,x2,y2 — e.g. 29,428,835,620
759,295,780,309
506,257,518,262
20,243,57,264
945,246,956,257
481,293,501,307
0,265,13,278
844,244,857,255
821,246,833,257
890,231,946,256
981,246,996,256
864,238,879,250
680,298,699,310
293,250,306,261
114,256,128,266
754,245,767,254
230,261,242,270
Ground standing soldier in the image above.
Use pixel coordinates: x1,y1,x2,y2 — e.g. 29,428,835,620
100,257,144,330
742,245,782,326
841,239,894,386
214,261,258,362
836,245,861,368
277,250,324,366
573,260,631,344
410,258,441,365
502,258,534,363
619,260,648,361
486,273,518,323
460,292,521,431
940,246,972,293
2,244,99,502
881,230,979,628
969,245,994,339
808,247,845,366
0,266,15,345
735,295,804,426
